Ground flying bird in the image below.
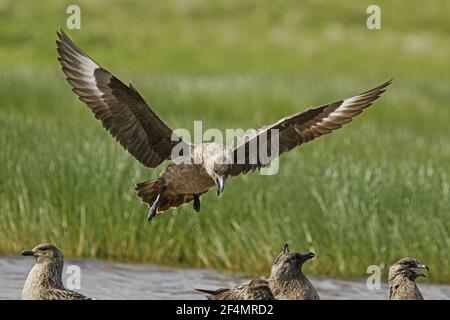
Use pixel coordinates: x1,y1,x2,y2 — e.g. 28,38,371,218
388,258,429,300
267,243,319,300
56,29,392,222
196,279,275,300
21,243,92,300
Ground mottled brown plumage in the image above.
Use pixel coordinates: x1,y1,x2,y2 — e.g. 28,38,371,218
196,279,275,300
388,258,428,300
57,28,391,221
21,243,91,300
268,244,319,300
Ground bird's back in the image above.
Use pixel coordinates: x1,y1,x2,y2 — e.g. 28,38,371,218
196,288,240,300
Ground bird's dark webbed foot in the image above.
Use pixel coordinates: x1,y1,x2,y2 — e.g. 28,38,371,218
148,194,160,222
193,194,200,213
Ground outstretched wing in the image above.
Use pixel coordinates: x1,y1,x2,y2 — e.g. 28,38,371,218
229,80,392,176
56,29,187,168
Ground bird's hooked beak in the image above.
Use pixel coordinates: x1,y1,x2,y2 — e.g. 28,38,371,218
21,249,35,257
300,251,316,262
413,263,430,278
215,174,228,196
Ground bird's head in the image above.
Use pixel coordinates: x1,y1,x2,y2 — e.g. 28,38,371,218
21,243,64,265
270,243,315,279
211,163,230,196
203,144,232,196
389,258,429,281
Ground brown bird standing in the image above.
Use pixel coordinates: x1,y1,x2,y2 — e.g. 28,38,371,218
21,243,91,300
388,258,428,300
56,28,392,222
196,279,275,300
268,243,319,300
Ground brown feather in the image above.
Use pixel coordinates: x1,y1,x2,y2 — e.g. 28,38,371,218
230,80,392,176
56,29,188,168
196,279,275,300
388,258,427,300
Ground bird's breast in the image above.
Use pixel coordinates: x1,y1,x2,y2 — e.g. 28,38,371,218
163,163,214,194
22,265,44,300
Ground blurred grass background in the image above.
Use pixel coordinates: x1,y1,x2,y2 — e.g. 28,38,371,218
0,0,449,282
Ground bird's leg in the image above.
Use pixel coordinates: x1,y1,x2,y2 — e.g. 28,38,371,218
147,194,161,222
193,194,200,213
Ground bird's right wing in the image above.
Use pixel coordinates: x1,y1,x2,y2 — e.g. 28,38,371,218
56,29,188,168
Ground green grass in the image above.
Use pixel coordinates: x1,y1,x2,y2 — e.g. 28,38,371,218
0,0,449,282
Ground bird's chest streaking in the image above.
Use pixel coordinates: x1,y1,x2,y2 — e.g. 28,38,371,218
22,265,43,300
163,162,214,194
22,264,62,300
56,30,391,218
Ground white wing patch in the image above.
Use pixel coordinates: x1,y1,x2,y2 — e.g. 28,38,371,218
58,37,103,97
309,91,374,135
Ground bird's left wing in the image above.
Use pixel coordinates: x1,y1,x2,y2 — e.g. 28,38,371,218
56,29,188,168
229,80,392,176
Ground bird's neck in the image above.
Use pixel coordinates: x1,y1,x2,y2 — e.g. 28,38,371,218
270,268,309,288
269,269,316,299
389,275,422,300
29,261,64,289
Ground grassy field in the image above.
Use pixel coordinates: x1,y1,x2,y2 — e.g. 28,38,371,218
0,0,449,282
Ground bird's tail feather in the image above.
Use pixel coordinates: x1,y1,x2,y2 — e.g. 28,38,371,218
135,178,203,213
135,178,163,206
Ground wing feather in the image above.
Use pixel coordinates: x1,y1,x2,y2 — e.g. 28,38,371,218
56,29,187,168
230,80,392,176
